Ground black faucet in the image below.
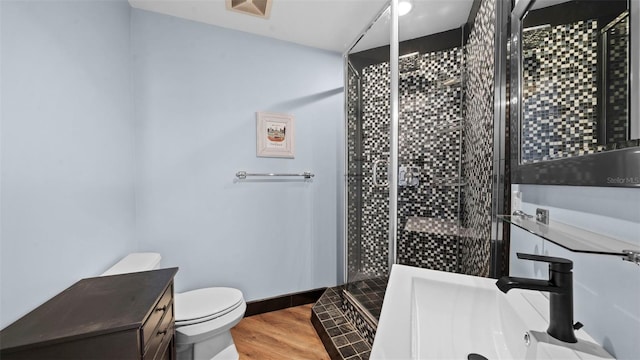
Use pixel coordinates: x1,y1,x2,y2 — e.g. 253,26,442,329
496,253,579,343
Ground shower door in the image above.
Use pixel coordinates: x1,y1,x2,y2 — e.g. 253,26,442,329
344,0,508,326
345,58,391,281
344,0,469,322
344,4,393,319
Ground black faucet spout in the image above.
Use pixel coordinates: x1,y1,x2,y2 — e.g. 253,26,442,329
496,253,578,343
495,276,555,293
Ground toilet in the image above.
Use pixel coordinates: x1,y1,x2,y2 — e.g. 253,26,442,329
101,253,246,360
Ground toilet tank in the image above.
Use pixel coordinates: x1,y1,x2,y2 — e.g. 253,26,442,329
101,253,162,276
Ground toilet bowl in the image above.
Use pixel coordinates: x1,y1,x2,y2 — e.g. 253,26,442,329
101,253,246,360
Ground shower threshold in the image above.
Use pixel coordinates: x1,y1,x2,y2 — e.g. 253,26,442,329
344,275,388,322
311,276,389,359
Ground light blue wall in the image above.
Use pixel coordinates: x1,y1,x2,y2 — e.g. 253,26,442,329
131,9,343,300
1,2,343,328
0,0,136,328
510,184,640,360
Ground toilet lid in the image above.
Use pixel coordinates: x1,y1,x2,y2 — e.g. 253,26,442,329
174,287,244,322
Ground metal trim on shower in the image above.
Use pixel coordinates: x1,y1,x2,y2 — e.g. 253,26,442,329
388,0,400,271
490,0,512,278
342,0,394,284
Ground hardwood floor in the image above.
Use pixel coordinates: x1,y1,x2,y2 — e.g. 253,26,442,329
231,304,330,360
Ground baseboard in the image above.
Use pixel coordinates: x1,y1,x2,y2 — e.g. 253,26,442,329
244,287,327,317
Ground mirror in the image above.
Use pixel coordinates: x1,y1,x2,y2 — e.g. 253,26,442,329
511,0,640,187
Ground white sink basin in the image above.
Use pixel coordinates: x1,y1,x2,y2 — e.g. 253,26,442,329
371,264,614,360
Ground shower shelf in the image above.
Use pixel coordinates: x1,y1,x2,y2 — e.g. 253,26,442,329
498,215,640,263
433,125,462,135
431,183,466,187
441,77,462,87
431,177,465,187
404,217,469,237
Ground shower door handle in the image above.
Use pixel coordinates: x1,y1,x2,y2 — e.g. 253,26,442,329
372,159,389,187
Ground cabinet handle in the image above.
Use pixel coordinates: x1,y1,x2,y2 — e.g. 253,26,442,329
158,325,171,335
155,305,167,312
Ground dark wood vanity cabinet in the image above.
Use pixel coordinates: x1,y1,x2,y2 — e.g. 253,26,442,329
0,267,179,360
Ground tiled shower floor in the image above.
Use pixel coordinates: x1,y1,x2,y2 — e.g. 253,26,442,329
311,276,389,360
312,287,372,359
345,276,388,321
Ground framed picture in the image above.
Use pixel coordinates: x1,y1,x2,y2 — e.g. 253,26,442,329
256,112,295,158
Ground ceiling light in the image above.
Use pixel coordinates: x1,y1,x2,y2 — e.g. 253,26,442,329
398,0,413,16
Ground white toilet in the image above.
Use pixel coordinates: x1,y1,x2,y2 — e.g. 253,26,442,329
101,253,246,360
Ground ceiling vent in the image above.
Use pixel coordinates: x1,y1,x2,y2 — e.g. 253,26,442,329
226,0,272,19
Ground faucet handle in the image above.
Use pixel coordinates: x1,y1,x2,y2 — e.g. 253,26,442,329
517,253,573,273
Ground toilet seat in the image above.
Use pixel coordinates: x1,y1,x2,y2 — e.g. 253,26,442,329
175,288,244,326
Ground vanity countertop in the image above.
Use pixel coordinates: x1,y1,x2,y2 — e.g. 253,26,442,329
0,267,178,354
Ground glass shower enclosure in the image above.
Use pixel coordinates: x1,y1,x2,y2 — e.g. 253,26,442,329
344,6,393,321
344,0,467,322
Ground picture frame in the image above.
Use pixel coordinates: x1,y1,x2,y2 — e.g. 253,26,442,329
256,112,295,158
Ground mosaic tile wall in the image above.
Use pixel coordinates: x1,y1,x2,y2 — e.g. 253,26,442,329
342,295,377,346
357,47,464,274
359,62,391,276
604,16,629,144
397,48,463,271
521,20,604,163
460,0,495,277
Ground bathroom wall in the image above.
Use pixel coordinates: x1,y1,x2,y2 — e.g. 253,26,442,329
131,9,343,301
510,184,640,360
460,0,496,277
0,0,136,328
1,0,343,329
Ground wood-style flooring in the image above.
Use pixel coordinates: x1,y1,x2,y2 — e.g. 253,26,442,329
231,304,330,360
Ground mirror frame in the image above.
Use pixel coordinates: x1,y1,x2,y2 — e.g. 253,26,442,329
510,0,640,187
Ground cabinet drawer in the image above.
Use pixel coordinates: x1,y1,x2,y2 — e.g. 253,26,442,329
141,285,173,352
143,303,174,360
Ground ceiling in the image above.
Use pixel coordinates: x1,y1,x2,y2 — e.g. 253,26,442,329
128,0,474,54
352,0,474,53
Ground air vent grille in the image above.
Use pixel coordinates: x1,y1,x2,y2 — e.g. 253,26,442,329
226,0,272,19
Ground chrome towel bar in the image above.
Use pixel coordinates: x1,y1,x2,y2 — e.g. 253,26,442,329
235,171,314,179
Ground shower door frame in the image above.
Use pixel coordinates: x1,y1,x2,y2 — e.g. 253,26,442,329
342,0,512,282
342,0,400,283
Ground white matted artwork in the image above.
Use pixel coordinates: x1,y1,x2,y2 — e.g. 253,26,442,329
256,112,295,158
